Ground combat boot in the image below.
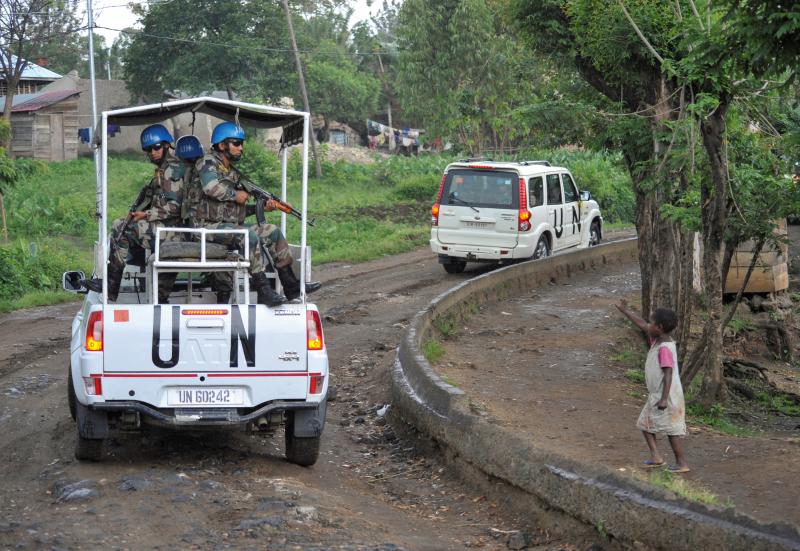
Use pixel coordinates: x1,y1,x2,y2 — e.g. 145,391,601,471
106,262,125,302
277,265,321,301
251,272,286,307
158,273,177,304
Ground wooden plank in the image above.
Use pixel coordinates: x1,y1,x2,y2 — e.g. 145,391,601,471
730,251,784,267
725,261,788,293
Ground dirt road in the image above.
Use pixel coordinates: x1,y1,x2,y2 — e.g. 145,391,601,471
0,249,593,550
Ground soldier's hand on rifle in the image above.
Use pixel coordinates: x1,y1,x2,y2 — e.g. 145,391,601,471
132,211,148,221
235,190,250,204
265,199,280,212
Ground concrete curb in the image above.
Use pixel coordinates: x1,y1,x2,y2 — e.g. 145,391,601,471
391,239,800,550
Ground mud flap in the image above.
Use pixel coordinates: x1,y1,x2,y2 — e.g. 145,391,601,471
76,402,109,439
292,398,327,438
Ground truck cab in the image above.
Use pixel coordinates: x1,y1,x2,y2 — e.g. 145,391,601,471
63,98,327,466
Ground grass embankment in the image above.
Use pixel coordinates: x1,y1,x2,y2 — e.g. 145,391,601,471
1,145,634,312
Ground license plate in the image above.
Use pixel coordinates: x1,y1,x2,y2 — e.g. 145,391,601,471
464,221,491,228
167,388,244,406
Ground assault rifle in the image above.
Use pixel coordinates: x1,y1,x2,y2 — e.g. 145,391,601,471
111,184,152,249
236,172,315,227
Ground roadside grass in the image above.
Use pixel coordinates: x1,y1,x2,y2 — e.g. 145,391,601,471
686,403,756,437
624,369,646,384
423,339,445,364
440,374,460,388
649,470,731,507
612,345,645,369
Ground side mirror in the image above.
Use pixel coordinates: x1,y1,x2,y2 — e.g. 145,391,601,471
62,271,86,293
580,190,591,201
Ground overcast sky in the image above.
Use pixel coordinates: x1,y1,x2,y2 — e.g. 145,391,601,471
86,0,377,43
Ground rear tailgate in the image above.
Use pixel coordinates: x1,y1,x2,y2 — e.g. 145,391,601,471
434,168,519,248
102,304,309,404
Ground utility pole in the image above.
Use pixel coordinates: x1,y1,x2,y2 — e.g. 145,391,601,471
106,47,111,80
376,52,393,150
282,0,322,178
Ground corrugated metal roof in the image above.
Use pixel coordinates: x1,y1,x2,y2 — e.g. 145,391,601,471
2,54,62,80
0,89,79,112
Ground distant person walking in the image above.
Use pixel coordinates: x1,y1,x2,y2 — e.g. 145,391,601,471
616,300,690,473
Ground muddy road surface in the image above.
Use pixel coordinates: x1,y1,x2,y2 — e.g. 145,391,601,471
0,244,620,551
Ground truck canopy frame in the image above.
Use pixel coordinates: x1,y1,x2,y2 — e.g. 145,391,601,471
94,96,312,305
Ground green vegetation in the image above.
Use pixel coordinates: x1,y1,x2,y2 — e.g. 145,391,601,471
433,315,457,339
727,316,755,337
686,403,756,438
611,346,645,369
756,392,800,417
624,369,645,384
440,374,460,388
423,340,445,364
649,470,730,507
2,143,634,312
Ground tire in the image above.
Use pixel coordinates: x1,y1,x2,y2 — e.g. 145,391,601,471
589,220,601,247
533,236,551,259
442,260,466,274
284,414,321,467
67,364,76,422
75,434,104,461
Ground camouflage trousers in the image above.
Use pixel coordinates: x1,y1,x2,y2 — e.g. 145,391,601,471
199,221,292,293
109,217,182,270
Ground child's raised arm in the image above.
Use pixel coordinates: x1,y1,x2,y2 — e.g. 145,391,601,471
616,299,649,336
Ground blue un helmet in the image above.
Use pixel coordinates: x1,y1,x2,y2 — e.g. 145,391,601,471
211,121,246,146
140,124,174,150
175,135,204,160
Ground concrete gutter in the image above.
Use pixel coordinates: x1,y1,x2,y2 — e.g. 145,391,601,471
391,239,800,550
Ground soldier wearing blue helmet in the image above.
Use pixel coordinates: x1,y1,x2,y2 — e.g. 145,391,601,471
187,121,320,305
86,124,184,302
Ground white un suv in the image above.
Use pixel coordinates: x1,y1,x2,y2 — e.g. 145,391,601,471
429,160,602,273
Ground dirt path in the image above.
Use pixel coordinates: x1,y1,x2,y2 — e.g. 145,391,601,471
437,258,800,529
0,248,597,550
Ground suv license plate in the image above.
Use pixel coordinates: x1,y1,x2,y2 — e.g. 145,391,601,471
464,221,491,228
167,388,244,406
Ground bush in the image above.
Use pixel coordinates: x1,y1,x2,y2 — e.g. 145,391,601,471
0,240,84,303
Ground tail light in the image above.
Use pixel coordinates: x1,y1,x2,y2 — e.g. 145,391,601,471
84,375,102,395
86,311,103,351
307,310,324,350
518,178,531,231
431,173,447,226
309,373,325,394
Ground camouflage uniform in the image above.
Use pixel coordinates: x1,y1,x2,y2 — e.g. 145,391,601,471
194,151,293,274
110,153,185,271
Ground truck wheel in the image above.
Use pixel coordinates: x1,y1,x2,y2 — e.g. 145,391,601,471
589,220,601,246
75,433,104,461
443,260,466,274
284,414,321,467
67,365,76,422
533,236,551,259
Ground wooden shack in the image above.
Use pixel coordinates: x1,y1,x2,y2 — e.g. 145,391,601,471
3,89,80,161
724,219,789,294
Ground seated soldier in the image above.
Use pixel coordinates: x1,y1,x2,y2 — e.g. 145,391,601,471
86,125,184,302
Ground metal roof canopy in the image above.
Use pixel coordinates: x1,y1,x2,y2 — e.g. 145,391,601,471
99,96,307,146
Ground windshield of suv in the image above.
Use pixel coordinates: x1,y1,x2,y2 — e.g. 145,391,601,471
441,169,518,209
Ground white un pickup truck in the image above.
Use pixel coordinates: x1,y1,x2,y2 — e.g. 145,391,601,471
62,98,327,466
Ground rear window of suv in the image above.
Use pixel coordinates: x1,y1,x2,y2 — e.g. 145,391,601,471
441,169,518,209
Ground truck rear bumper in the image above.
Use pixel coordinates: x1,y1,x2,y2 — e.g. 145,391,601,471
90,398,320,428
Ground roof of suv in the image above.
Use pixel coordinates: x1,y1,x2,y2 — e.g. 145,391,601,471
445,160,568,176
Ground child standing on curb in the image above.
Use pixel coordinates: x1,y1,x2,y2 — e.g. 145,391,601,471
616,300,690,473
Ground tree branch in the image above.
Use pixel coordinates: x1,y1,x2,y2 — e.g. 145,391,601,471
617,0,664,64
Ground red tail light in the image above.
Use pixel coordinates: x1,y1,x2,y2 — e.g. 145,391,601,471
309,373,324,394
307,310,324,350
518,178,531,231
84,375,102,395
431,173,447,226
86,311,103,351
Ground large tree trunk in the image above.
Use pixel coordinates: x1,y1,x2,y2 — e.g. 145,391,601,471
695,100,731,406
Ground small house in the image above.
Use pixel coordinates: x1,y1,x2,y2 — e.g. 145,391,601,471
0,89,80,160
